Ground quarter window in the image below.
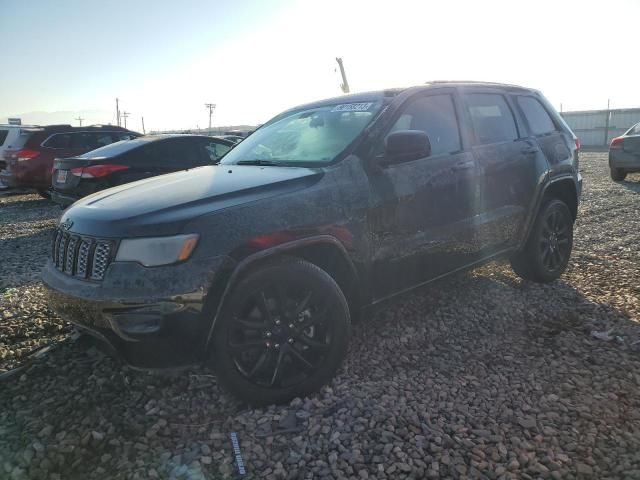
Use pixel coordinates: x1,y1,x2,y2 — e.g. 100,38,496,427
517,96,556,135
465,93,518,144
389,94,461,156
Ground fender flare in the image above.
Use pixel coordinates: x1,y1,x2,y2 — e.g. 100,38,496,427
202,234,358,352
516,174,579,251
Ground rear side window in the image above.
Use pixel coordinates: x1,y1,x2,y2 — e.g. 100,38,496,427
465,93,518,144
627,122,640,135
517,96,556,135
43,133,72,148
145,138,202,168
389,94,461,156
0,130,8,146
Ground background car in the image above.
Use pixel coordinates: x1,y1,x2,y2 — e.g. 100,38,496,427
0,124,139,197
51,134,234,207
215,134,245,144
609,121,640,181
0,124,40,189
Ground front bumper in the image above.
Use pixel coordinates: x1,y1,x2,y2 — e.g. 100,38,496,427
42,255,234,369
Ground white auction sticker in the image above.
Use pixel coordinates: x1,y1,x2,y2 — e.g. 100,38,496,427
331,102,373,112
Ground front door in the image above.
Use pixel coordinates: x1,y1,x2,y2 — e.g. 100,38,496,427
366,90,481,300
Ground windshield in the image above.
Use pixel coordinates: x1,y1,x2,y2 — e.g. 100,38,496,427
220,101,382,166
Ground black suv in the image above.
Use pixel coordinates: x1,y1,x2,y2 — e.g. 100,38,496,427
43,82,581,404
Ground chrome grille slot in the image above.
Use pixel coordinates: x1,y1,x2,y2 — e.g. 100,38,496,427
51,227,114,282
64,236,79,273
91,242,112,281
57,233,69,268
75,239,92,278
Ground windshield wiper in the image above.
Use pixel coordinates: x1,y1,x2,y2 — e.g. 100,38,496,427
236,159,279,166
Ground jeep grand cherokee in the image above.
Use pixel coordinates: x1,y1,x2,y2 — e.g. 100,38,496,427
43,82,582,404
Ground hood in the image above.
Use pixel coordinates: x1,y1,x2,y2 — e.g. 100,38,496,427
62,165,322,237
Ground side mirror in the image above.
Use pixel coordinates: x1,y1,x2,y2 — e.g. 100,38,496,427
383,130,431,165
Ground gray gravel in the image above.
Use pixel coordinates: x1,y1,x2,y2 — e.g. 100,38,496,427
1,152,639,480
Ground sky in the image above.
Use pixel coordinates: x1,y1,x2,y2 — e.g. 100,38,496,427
1,0,638,132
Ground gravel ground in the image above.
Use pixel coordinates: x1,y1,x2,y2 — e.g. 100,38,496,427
1,152,639,480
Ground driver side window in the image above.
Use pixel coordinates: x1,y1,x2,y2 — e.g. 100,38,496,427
388,94,461,156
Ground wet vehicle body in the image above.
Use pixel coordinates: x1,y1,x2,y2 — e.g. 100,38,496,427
609,122,640,181
43,82,581,403
51,134,234,207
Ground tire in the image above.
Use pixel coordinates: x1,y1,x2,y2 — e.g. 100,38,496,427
510,199,573,283
212,257,351,405
610,168,627,181
36,189,51,199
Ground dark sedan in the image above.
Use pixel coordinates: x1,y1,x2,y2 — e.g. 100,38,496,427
51,134,234,207
609,122,640,181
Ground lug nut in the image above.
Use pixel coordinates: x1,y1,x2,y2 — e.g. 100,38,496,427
288,338,294,344
289,323,294,329
274,343,280,349
265,331,272,338
265,341,271,348
275,319,281,326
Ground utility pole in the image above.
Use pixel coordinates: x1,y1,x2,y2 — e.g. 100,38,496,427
122,111,130,129
335,57,350,94
141,116,146,135
604,99,611,147
75,116,84,126
205,103,216,135
116,98,120,126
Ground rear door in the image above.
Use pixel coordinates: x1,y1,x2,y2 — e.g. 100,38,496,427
514,95,572,172
462,90,540,253
623,123,640,156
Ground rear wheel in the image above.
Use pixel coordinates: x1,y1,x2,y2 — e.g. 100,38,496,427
610,167,627,181
36,189,51,199
510,199,573,283
212,258,350,405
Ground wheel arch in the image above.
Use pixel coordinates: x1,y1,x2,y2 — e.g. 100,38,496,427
202,235,360,353
517,175,579,251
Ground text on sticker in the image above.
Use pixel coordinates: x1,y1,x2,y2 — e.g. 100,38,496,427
331,103,373,112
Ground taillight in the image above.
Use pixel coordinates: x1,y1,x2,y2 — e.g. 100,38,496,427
71,164,129,178
610,137,624,149
575,138,581,150
15,149,40,162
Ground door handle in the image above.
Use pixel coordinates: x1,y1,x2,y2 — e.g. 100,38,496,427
521,146,539,155
452,160,475,171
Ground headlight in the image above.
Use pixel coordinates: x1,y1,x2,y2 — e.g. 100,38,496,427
115,234,199,267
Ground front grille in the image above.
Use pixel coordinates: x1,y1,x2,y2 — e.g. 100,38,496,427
51,228,115,281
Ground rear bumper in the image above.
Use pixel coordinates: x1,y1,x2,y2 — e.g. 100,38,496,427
42,255,235,369
51,189,81,207
609,150,640,171
0,169,19,187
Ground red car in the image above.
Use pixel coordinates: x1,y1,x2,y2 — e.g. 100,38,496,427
0,124,139,197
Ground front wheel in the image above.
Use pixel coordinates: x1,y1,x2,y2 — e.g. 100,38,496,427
510,199,574,283
212,258,351,405
610,167,627,181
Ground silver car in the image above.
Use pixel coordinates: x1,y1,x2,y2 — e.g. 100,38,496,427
609,122,640,181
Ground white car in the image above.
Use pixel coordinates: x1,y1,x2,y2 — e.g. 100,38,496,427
0,124,40,189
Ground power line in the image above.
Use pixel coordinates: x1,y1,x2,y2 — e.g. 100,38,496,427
205,103,216,135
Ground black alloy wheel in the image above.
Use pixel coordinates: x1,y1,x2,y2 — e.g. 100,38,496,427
212,258,350,405
510,199,573,283
538,207,571,272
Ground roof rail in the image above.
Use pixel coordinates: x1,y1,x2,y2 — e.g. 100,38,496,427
426,80,528,89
